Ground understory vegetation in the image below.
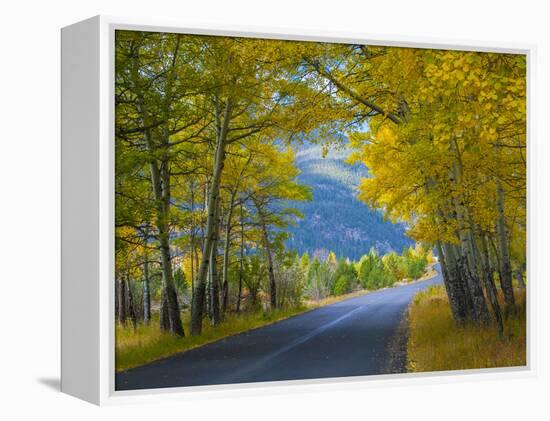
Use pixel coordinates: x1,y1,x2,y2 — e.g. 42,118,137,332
407,285,526,372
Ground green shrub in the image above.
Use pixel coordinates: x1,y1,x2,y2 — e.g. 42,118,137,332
331,258,358,294
405,254,428,280
333,275,351,295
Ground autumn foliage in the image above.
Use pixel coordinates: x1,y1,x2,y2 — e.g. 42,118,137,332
114,31,526,347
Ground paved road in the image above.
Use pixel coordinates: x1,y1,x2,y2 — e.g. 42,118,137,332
116,265,442,390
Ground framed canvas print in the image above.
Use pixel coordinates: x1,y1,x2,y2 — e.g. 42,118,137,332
61,16,532,405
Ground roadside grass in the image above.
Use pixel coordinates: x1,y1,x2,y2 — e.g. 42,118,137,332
116,306,307,372
407,285,526,373
116,288,373,372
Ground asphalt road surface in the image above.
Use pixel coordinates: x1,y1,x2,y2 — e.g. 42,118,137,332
116,264,442,391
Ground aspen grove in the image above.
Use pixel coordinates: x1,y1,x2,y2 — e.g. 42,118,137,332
114,31,526,346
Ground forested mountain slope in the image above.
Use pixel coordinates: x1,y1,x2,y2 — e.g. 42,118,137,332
286,142,413,260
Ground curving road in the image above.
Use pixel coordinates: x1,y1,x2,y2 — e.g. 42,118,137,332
116,265,442,391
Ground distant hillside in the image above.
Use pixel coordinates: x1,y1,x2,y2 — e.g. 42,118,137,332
285,142,413,260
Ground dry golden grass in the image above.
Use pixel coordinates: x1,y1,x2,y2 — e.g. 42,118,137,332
407,285,526,373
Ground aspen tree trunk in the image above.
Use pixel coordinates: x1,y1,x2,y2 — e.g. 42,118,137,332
436,241,464,323
115,277,120,324
147,151,184,336
462,235,490,325
433,190,472,324
132,38,184,336
496,181,516,312
456,244,489,324
194,181,207,318
189,181,196,314
154,160,183,336
209,247,221,325
189,235,195,314
468,216,503,334
451,151,490,325
479,235,504,337
433,196,469,324
206,263,212,318
488,234,505,294
263,224,277,309
255,202,277,309
221,190,237,315
140,121,183,335
236,203,245,313
125,276,137,330
194,237,199,288
191,99,233,335
118,278,126,325
515,264,526,290
143,254,151,323
441,242,470,323
159,149,185,335
278,279,287,308
160,292,170,332
209,197,221,325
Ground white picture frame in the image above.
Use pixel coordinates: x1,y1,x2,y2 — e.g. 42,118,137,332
61,15,535,405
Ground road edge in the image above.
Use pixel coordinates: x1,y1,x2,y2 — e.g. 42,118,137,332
384,308,409,374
